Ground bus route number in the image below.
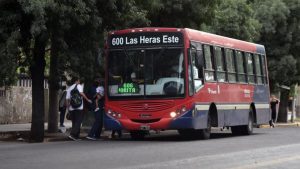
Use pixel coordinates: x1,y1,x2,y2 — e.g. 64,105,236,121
112,37,124,46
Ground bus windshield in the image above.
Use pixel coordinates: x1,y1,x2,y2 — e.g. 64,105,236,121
108,48,185,98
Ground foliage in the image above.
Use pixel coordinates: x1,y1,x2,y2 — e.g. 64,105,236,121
0,0,21,86
202,0,261,42
254,0,300,90
136,0,220,28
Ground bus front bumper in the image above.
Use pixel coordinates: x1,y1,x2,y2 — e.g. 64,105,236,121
104,110,196,131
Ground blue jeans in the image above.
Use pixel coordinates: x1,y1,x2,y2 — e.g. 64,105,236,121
88,109,103,138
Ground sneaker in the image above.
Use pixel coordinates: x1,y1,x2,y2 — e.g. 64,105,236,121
86,136,97,141
272,123,275,128
68,135,77,141
60,124,65,127
94,108,99,112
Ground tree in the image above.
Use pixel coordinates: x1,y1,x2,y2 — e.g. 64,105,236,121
0,1,20,87
202,0,261,42
254,0,300,91
46,0,150,132
136,0,219,28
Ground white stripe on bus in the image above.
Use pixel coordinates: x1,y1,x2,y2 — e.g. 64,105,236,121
195,104,269,111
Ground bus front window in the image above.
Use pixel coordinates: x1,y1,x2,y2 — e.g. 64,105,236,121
108,48,185,98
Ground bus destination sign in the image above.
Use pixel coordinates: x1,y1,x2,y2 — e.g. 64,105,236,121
118,83,140,94
109,32,183,48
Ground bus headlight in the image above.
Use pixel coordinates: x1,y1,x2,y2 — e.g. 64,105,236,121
170,106,187,118
181,106,187,113
170,112,177,118
107,109,122,119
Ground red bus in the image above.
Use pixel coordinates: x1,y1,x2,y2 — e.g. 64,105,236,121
104,28,270,139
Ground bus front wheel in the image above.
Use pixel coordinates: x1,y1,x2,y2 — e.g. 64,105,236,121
198,114,211,139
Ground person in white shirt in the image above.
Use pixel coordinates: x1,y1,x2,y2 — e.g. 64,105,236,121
66,76,92,141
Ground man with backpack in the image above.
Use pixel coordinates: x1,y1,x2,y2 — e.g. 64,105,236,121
66,76,92,141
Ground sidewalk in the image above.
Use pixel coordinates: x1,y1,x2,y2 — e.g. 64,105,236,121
0,122,113,142
260,122,300,128
0,122,72,133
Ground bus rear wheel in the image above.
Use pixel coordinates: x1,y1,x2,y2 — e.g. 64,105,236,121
231,109,254,135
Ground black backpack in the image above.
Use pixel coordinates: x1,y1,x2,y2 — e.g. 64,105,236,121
70,84,82,108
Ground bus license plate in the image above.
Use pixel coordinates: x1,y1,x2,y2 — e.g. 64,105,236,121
140,125,150,131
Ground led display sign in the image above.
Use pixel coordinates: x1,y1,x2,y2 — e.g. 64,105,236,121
118,83,140,94
109,32,183,48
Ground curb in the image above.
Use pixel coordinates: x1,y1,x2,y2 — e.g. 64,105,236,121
259,122,300,128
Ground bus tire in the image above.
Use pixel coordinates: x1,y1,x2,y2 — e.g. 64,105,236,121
178,129,195,139
231,109,254,136
130,131,147,140
198,113,211,139
241,109,254,135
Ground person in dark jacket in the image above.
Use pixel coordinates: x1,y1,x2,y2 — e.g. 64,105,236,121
269,95,279,128
86,78,105,140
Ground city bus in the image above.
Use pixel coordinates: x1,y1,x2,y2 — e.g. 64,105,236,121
104,28,270,139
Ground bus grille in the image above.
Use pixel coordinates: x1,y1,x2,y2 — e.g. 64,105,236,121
119,101,175,112
131,119,161,123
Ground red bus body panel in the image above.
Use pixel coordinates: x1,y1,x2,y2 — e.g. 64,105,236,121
104,28,270,131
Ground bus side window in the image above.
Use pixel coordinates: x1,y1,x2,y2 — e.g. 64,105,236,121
236,51,246,83
189,48,203,95
225,49,237,82
246,53,255,84
214,46,226,82
203,45,215,81
261,55,268,84
254,54,263,84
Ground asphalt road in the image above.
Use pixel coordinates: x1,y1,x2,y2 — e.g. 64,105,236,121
1,127,300,169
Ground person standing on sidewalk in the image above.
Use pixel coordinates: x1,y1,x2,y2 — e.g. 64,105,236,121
269,95,279,128
86,78,105,140
66,76,92,141
58,86,67,127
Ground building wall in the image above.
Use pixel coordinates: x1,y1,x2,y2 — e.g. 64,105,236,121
0,78,49,124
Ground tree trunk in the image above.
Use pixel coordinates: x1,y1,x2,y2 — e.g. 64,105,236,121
47,35,60,133
278,89,289,122
30,34,47,142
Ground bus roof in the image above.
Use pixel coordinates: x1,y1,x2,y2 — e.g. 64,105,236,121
184,28,265,54
108,27,265,54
